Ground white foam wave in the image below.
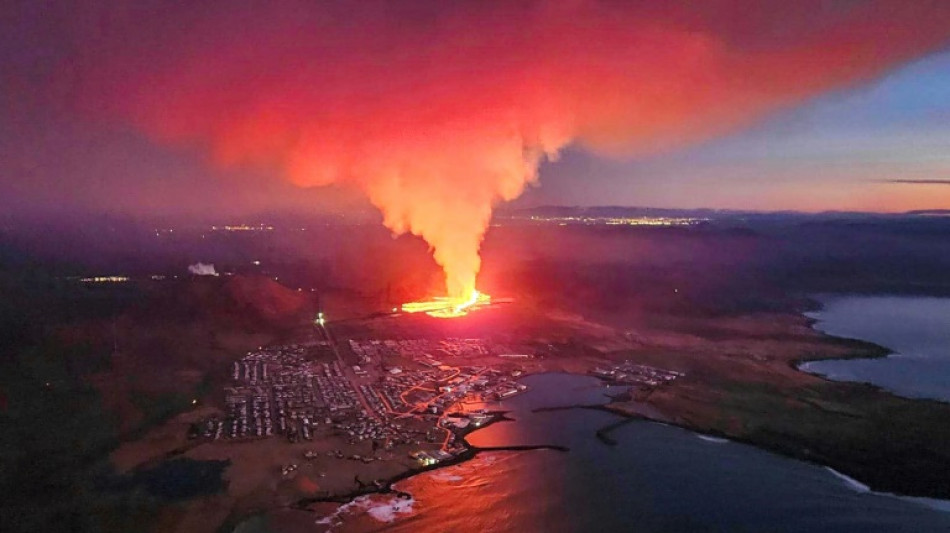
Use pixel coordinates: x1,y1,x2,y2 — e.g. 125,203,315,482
429,472,464,482
825,467,870,492
364,496,415,522
315,498,362,529
696,434,730,444
826,467,950,513
902,496,950,513
316,494,416,529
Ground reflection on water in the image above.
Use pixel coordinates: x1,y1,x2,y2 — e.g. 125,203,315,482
803,295,950,402
297,373,950,532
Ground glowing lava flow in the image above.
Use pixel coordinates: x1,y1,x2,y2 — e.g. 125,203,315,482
401,290,491,318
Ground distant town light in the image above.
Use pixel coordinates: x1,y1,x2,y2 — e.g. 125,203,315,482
213,224,274,232
522,214,706,227
80,276,129,283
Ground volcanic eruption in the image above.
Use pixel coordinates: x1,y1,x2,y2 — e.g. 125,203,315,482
401,290,493,318
72,1,950,315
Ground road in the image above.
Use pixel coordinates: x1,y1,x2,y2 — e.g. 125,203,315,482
397,367,487,450
316,321,380,421
395,366,460,418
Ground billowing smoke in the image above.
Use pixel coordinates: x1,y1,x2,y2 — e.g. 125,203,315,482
188,262,218,277
75,1,950,299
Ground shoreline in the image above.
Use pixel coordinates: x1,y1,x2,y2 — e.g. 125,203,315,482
543,396,950,510
794,300,950,406
526,295,950,503
600,397,950,500
223,410,570,527
586,299,950,501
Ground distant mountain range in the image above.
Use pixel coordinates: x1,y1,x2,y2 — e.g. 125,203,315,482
499,205,950,220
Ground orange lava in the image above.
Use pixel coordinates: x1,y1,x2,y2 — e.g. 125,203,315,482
401,290,491,318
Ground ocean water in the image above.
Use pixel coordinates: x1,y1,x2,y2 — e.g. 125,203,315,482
802,295,950,402
308,373,950,532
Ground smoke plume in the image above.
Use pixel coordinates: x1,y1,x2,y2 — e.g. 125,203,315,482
188,263,219,277
75,1,950,299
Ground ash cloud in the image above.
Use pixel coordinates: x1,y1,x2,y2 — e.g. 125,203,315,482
70,0,950,298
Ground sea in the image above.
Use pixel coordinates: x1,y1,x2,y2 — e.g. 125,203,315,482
801,295,950,402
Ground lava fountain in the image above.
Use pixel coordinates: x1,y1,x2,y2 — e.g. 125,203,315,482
401,290,492,318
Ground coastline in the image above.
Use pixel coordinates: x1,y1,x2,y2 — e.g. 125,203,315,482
591,299,950,501
795,297,950,405
219,409,570,529
229,331,950,531
543,388,950,510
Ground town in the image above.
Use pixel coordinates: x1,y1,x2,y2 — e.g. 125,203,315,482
191,334,531,471
590,361,685,387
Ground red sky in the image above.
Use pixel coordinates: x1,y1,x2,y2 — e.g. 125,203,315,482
3,1,950,292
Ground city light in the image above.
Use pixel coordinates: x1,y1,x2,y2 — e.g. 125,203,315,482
211,224,274,232
80,276,130,283
521,215,707,227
